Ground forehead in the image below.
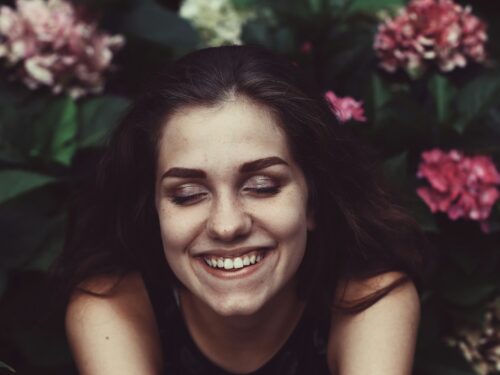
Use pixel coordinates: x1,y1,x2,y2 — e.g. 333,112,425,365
156,98,292,172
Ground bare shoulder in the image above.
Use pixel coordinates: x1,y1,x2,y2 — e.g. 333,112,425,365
65,272,162,375
327,272,420,375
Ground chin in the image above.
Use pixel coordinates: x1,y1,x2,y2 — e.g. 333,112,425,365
207,294,265,317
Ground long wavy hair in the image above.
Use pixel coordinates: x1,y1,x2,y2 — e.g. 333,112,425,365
50,44,431,318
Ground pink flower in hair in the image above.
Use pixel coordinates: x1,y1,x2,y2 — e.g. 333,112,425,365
0,0,124,98
416,149,500,233
374,0,487,76
324,90,367,123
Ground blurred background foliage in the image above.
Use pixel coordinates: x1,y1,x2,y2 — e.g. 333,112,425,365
0,0,499,374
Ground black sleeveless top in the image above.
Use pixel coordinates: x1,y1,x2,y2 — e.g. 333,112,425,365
142,271,332,375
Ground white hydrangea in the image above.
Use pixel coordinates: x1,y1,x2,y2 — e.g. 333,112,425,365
179,0,255,47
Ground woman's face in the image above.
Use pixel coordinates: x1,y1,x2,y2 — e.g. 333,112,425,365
155,97,314,317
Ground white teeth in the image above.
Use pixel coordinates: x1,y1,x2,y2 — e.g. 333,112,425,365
223,258,234,270
203,250,267,271
243,256,250,266
233,257,243,269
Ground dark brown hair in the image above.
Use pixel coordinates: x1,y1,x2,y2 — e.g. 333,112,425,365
50,44,431,317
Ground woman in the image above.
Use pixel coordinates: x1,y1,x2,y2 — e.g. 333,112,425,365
55,45,429,374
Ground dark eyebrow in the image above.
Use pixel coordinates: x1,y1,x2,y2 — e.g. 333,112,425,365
161,156,288,180
162,168,206,179
239,156,288,173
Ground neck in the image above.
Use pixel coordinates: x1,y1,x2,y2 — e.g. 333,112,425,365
178,279,305,371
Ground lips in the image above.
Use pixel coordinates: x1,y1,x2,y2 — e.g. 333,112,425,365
195,246,273,258
195,247,275,280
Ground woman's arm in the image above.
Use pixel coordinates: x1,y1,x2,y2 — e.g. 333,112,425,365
65,272,163,375
327,272,420,375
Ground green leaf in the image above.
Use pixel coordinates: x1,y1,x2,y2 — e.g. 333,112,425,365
382,152,438,232
12,327,72,367
30,96,78,166
372,93,435,152
382,151,409,191
441,283,498,307
347,0,404,14
242,20,274,49
308,0,323,13
447,250,479,276
0,187,59,269
0,170,54,205
415,362,476,375
232,0,258,10
454,73,500,134
410,197,439,233
0,91,57,162
485,105,500,135
242,20,295,53
428,74,456,124
78,96,130,148
371,73,392,110
415,304,477,375
24,214,66,272
0,83,31,163
0,361,15,373
448,305,490,326
117,0,199,55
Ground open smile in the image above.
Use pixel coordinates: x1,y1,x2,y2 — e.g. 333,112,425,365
195,247,274,280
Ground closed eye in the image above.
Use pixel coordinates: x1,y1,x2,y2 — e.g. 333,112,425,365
245,186,281,194
167,176,282,206
169,192,207,205
243,176,281,196
168,184,208,206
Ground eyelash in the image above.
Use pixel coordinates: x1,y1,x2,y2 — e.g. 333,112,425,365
170,193,207,205
168,182,281,206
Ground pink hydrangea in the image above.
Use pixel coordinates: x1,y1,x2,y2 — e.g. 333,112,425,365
416,149,500,233
324,90,367,123
0,0,124,98
374,0,487,76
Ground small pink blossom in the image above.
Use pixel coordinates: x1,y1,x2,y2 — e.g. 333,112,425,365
0,0,124,98
324,90,367,123
374,0,487,76
416,149,500,233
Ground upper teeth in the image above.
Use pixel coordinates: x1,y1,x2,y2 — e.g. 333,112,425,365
204,251,264,270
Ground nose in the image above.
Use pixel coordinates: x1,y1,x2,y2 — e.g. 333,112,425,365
206,193,252,242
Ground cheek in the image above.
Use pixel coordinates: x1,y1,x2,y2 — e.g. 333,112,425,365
259,191,307,236
253,190,309,240
157,203,204,252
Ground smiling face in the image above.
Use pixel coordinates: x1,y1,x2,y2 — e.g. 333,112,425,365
155,97,314,317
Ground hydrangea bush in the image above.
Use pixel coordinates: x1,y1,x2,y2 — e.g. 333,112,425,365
374,0,487,77
0,0,124,98
416,149,500,233
0,0,499,374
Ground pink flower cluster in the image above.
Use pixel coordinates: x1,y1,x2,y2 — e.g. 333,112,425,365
324,90,367,123
417,149,500,233
374,0,487,75
0,0,124,98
